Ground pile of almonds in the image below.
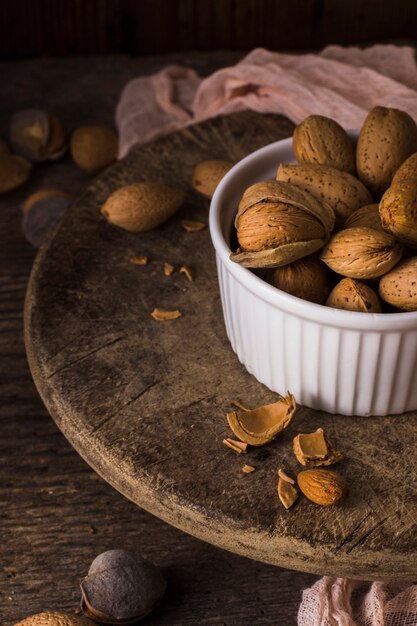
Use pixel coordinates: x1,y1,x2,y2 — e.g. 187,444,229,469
231,106,417,313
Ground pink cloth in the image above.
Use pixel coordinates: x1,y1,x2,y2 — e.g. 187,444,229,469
116,44,417,157
116,44,417,625
298,577,417,626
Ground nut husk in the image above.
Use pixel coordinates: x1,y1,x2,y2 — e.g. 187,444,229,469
101,182,186,232
277,163,372,226
192,159,233,198
0,154,32,193
14,612,95,626
379,181,417,248
326,277,382,313
293,428,343,466
71,125,118,173
297,469,349,506
320,226,403,279
231,180,334,268
379,256,417,311
293,115,355,174
226,392,296,446
80,549,166,625
271,255,329,304
344,203,384,231
356,106,417,197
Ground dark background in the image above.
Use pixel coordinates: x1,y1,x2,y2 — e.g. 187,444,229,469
0,0,416,60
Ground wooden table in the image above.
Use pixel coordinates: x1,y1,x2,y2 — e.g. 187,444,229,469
0,53,320,626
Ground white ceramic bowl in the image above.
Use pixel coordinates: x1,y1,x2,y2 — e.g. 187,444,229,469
209,136,417,416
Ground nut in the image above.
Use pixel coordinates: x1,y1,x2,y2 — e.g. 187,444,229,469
297,469,348,506
379,256,417,311
14,612,95,626
326,277,382,313
22,188,71,215
101,182,186,232
10,109,66,162
70,125,118,173
344,203,384,231
379,181,417,248
391,151,417,186
320,226,403,279
226,392,296,446
271,255,329,304
0,154,31,194
277,163,372,226
81,549,166,624
22,195,72,247
356,106,417,196
231,180,335,268
293,115,355,173
192,159,233,198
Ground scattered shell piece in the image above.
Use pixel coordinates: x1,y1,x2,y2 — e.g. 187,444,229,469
293,428,343,467
14,611,95,626
151,308,182,321
129,255,148,265
223,438,248,454
180,265,193,282
278,468,295,484
278,473,299,509
80,549,166,624
242,464,256,474
226,392,296,446
181,219,206,232
231,400,251,412
164,262,175,276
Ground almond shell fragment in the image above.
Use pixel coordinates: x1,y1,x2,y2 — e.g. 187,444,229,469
226,392,296,446
293,428,343,467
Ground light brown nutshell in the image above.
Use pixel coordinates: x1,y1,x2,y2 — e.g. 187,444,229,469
101,182,186,232
391,151,417,186
277,163,372,226
70,125,118,173
271,255,329,304
344,204,384,231
293,428,344,466
379,181,417,248
14,611,95,626
278,475,299,509
356,106,417,197
320,226,403,279
293,115,355,173
326,277,382,313
379,256,417,311
191,159,233,198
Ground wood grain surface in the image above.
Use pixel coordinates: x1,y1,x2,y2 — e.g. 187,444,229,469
24,104,417,581
0,53,322,626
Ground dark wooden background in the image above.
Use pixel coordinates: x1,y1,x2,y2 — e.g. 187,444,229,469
0,0,417,60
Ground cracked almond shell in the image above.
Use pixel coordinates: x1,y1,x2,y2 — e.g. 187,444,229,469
293,115,355,174
10,109,66,162
231,180,334,268
226,392,296,446
293,428,343,466
320,226,403,279
277,163,372,225
379,256,417,311
356,106,417,196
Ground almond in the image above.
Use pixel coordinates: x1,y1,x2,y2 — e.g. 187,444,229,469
356,106,417,197
271,255,329,304
297,469,348,506
277,163,372,226
0,154,31,193
320,226,403,279
379,181,417,248
71,125,118,173
391,151,417,186
326,277,382,313
293,115,355,173
379,256,417,311
344,203,384,231
192,159,233,198
101,182,186,232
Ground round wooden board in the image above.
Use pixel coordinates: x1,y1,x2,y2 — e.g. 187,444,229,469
25,111,417,581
